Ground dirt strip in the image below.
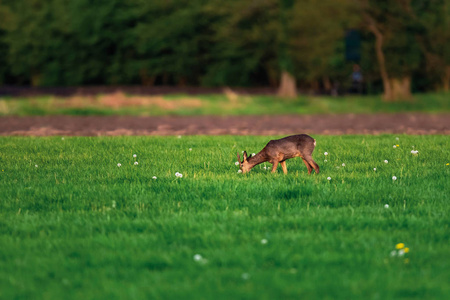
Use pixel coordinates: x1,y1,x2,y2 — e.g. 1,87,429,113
0,114,449,136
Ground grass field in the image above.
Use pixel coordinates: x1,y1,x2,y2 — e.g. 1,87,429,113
0,135,449,299
0,92,449,116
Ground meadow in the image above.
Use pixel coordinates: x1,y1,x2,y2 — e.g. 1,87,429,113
0,135,449,299
0,92,449,116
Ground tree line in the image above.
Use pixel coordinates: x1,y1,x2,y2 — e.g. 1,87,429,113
0,0,448,100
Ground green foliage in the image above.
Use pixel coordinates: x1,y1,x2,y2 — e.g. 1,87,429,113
0,0,448,91
0,135,449,299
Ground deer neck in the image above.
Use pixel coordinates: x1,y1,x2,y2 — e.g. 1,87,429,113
247,151,268,169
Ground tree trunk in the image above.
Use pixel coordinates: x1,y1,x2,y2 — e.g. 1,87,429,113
390,77,412,100
367,22,394,101
139,69,156,86
323,76,332,93
277,71,297,98
443,66,450,92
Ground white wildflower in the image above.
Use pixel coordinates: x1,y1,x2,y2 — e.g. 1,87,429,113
133,154,137,158
395,137,399,141
324,152,328,156
235,161,239,166
177,135,182,138
324,159,327,162
189,148,192,151
117,163,121,167
35,165,38,168
411,150,419,155
327,177,331,181
398,249,405,256
237,170,242,174
392,176,397,181
134,162,138,165
342,163,346,167
193,254,202,261
112,201,116,208
393,145,397,148
373,168,377,171
241,273,250,280
175,172,183,178
252,153,256,156
384,160,388,164
261,239,268,245
152,176,157,180
384,204,389,208
390,250,397,257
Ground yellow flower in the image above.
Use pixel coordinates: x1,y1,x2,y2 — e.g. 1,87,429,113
446,163,449,166
396,144,399,147
396,243,405,249
404,247,409,253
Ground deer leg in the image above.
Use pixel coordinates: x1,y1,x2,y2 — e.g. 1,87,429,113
305,156,320,174
280,161,288,174
271,161,279,173
302,158,313,174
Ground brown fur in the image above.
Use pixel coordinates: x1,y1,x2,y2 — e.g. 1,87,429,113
237,134,319,174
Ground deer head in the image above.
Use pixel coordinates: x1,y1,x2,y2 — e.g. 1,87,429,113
237,151,252,174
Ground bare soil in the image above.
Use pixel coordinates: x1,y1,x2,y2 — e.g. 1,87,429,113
1,114,449,136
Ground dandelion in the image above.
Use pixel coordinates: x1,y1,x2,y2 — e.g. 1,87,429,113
392,176,397,181
235,161,239,166
133,154,137,158
237,170,242,174
446,163,449,166
384,160,388,164
261,239,268,245
384,204,389,208
404,247,410,253
324,152,328,156
395,243,405,249
342,163,345,167
327,177,331,181
373,168,377,171
117,163,121,167
134,162,138,165
152,176,157,180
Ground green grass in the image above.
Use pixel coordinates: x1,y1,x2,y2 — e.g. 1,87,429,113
0,135,449,299
0,92,449,116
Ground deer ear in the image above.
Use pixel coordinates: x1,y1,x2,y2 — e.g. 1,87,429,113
237,152,241,163
243,151,248,160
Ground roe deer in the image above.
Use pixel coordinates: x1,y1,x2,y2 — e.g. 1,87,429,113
237,134,319,175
